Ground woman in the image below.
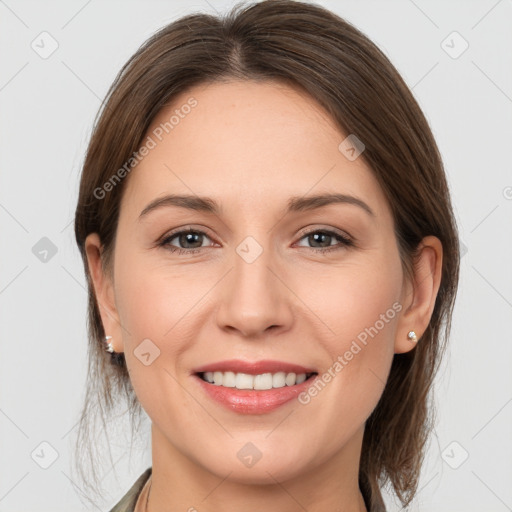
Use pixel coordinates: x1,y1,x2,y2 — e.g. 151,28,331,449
73,1,460,510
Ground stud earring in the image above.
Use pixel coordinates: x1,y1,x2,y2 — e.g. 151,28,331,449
104,335,115,353
407,331,418,343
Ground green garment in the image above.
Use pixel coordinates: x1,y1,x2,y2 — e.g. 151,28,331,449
109,467,152,512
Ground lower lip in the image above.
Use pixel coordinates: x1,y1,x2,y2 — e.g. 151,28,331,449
194,374,318,414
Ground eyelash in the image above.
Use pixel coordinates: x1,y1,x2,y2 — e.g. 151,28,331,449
158,227,354,256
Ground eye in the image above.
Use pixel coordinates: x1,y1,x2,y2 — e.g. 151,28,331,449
158,227,354,256
295,229,354,254
159,228,214,255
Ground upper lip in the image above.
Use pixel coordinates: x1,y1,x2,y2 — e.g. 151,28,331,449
193,359,317,375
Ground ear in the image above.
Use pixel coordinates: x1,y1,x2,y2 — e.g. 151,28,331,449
85,233,124,354
395,235,443,354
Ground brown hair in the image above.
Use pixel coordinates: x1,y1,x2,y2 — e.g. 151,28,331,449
73,1,459,509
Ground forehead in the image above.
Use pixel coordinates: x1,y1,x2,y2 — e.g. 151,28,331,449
121,80,390,222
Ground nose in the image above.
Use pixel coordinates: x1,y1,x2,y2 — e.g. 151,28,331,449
215,242,294,339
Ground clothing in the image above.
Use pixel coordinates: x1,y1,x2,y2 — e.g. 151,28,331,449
109,467,152,512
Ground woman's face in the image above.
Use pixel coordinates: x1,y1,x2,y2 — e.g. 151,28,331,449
91,80,418,484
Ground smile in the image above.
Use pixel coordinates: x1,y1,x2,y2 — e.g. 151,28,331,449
198,371,316,390
192,359,319,414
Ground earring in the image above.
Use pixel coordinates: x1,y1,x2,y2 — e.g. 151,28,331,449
407,331,418,343
104,335,115,353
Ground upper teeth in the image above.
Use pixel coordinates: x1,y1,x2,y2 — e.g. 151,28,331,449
202,371,309,390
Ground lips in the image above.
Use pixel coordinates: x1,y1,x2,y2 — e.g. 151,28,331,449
192,359,319,414
192,359,317,375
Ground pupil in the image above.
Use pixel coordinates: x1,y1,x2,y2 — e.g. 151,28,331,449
311,233,330,247
181,232,202,248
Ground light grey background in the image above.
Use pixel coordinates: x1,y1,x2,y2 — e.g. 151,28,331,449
1,0,511,510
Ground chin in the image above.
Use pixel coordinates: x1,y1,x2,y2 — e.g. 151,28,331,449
209,458,310,486
193,440,317,485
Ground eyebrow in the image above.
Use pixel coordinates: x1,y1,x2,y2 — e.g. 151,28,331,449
138,192,375,220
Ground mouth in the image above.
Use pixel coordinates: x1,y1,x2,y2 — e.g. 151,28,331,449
197,370,318,390
192,359,319,414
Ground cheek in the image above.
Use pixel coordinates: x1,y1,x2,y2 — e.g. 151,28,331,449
312,255,402,418
114,251,193,341
331,268,401,356
112,257,193,416
298,248,402,347
112,251,206,395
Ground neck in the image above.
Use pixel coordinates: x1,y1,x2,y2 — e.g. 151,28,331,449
147,423,368,512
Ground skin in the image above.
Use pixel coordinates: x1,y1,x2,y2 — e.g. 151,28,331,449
86,80,443,512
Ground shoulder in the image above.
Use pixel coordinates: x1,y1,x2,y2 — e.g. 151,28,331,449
108,467,152,512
